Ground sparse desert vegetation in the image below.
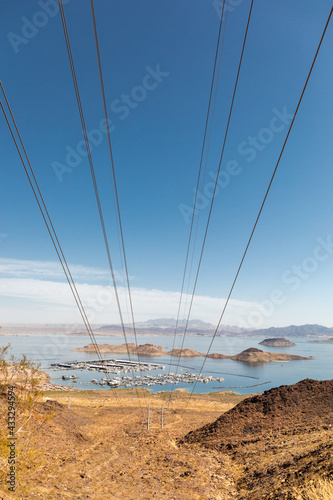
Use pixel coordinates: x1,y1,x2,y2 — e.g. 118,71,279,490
0,346,49,497
294,478,333,500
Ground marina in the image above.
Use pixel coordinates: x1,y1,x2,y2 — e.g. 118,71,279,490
51,358,224,388
51,358,164,374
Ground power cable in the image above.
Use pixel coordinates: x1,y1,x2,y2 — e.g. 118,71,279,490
167,0,229,388
169,0,254,403
58,0,144,409
0,84,122,405
182,5,333,413
89,0,146,390
179,0,230,352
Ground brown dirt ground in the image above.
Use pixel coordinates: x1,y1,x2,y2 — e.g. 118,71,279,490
0,387,248,499
2,379,331,499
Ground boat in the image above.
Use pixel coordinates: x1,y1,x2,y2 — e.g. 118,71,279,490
107,379,120,387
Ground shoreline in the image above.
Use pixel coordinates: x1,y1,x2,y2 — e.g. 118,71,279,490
37,369,252,396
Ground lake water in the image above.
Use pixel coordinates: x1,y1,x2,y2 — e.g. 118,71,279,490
1,333,332,395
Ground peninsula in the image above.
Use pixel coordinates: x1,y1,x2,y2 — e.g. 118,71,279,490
308,338,333,343
73,344,311,363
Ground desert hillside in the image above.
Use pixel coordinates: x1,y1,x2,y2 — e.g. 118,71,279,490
182,378,333,499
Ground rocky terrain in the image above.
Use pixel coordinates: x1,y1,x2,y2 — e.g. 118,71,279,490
182,378,333,499
259,337,296,347
74,344,311,363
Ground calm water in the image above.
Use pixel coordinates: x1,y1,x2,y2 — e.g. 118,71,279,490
1,334,332,395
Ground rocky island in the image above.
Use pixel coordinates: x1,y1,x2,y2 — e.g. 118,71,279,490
259,338,296,347
74,343,167,356
206,347,309,362
74,344,311,363
73,343,202,357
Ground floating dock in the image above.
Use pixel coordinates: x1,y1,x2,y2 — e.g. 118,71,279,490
50,360,225,388
51,359,164,374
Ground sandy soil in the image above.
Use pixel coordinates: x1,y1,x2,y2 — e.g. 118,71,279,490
0,387,248,499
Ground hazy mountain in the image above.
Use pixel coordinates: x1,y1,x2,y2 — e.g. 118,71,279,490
2,320,331,338
130,318,214,330
96,320,333,338
97,318,215,335
97,319,250,335
250,324,333,338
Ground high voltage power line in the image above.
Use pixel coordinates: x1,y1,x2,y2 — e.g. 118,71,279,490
89,0,145,384
58,0,146,408
0,82,122,407
182,4,333,414
168,0,229,379
168,0,254,405
183,0,229,318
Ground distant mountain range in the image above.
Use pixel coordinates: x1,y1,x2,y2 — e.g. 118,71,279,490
96,320,333,338
1,320,332,338
250,324,333,338
128,318,214,330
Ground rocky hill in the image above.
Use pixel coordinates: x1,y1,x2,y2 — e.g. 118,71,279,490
182,378,333,498
167,348,202,357
229,347,308,362
206,347,310,362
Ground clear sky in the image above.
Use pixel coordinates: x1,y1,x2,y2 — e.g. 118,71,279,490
0,0,333,329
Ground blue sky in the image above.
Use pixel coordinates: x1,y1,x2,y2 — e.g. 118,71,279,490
0,0,333,328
